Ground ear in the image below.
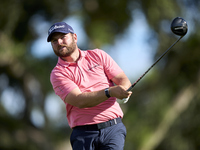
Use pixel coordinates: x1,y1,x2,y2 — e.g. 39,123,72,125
73,33,78,43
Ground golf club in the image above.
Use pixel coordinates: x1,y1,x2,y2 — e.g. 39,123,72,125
127,17,188,92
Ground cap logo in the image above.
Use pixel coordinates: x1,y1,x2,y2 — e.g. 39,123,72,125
47,22,74,42
68,28,74,33
48,25,65,34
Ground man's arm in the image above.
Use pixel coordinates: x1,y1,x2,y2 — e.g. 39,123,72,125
64,72,132,108
64,87,109,108
109,72,132,99
111,72,132,90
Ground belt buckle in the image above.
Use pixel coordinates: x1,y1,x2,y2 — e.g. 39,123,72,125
109,118,117,126
114,118,117,124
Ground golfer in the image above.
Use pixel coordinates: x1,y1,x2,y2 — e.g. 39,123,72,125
48,22,132,150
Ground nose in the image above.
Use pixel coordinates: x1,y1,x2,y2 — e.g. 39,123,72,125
57,38,63,45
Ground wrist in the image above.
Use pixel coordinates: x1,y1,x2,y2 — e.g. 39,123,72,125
105,88,111,98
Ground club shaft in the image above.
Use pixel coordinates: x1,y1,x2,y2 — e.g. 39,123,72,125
127,36,183,91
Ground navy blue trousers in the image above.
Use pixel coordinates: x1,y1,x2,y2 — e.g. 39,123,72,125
70,122,126,150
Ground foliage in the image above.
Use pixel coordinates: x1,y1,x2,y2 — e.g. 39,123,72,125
0,0,200,149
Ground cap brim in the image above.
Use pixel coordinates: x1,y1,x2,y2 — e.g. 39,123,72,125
47,30,70,42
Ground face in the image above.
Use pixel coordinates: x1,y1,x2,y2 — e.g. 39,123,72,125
50,33,77,57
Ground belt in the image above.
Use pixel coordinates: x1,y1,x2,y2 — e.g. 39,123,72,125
73,118,122,130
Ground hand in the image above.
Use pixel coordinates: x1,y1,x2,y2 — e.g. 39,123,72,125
109,85,132,99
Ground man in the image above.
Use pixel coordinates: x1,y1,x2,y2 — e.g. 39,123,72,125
47,22,132,150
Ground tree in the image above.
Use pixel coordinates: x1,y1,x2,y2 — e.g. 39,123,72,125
0,0,200,149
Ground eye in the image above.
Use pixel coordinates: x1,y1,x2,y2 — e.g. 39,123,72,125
51,39,57,43
61,35,67,39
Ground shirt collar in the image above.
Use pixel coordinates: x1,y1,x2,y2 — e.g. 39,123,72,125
57,49,86,67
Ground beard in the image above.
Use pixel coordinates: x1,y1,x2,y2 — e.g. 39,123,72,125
53,38,77,58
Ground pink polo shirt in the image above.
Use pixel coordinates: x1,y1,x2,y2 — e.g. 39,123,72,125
50,49,124,128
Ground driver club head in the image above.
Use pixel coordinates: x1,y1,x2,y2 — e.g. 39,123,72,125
171,17,188,36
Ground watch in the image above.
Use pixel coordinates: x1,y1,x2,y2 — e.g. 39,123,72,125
105,88,111,98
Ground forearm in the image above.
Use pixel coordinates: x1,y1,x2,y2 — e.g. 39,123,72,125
116,78,131,90
65,72,132,108
64,88,108,108
109,72,132,100
111,72,132,89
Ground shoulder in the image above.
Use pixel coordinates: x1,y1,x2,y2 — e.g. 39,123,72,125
50,58,69,75
50,63,66,81
84,49,109,58
88,49,107,54
50,65,61,79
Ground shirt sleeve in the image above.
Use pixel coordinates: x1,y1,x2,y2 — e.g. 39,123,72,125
50,70,78,102
98,49,123,80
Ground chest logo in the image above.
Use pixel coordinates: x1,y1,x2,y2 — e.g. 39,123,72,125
88,64,100,71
